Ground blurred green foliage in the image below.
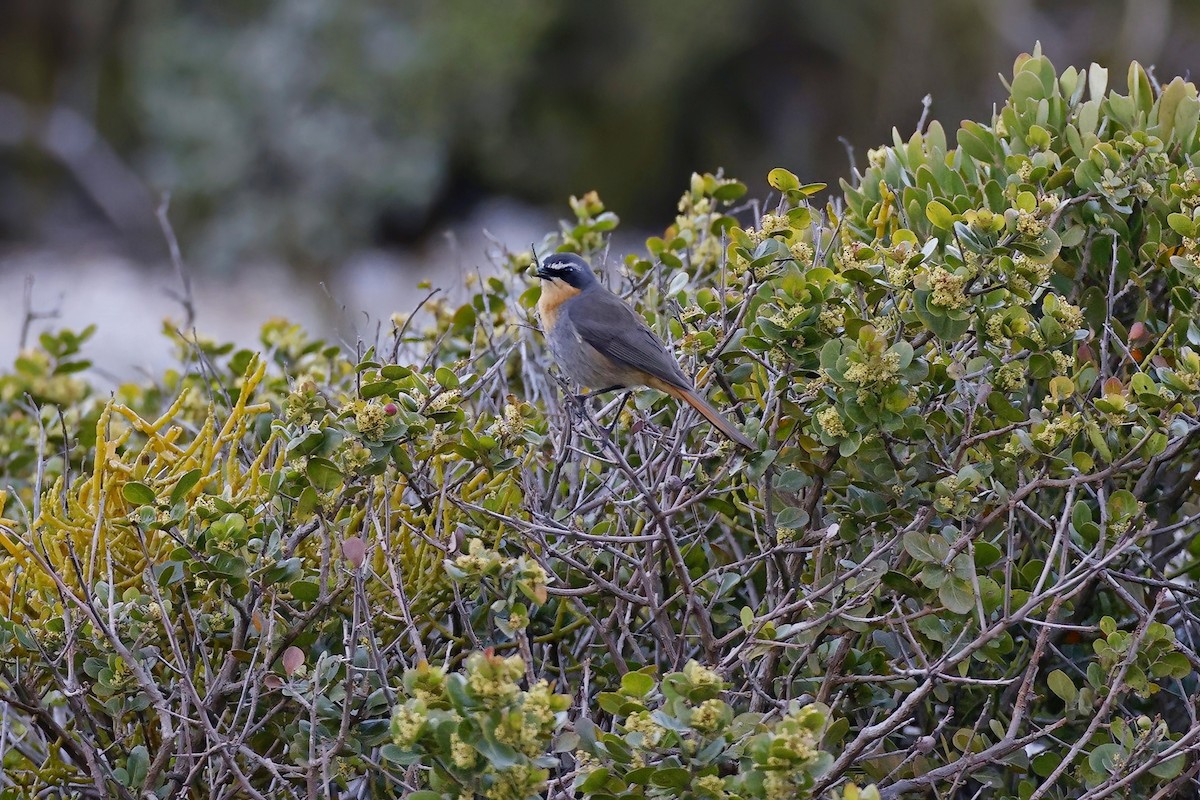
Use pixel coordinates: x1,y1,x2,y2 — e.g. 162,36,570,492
9,1,1200,268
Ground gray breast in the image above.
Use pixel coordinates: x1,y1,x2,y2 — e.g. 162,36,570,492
548,317,637,389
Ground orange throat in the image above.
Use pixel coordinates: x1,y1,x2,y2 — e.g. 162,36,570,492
537,278,582,333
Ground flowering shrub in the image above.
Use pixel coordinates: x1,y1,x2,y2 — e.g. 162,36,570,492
3,46,1200,798
386,654,570,799
573,661,834,800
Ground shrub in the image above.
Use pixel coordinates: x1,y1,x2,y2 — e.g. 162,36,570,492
4,44,1200,797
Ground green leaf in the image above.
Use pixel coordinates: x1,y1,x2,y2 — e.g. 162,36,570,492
1088,742,1125,775
1167,213,1196,237
713,181,748,202
1150,753,1185,779
56,359,92,374
939,579,975,615
882,570,924,598
597,692,628,714
925,199,955,229
1032,751,1061,777
258,557,302,585
621,672,655,698
125,745,149,788
473,734,521,769
1047,669,1076,703
767,167,800,192
746,449,777,481
740,606,755,628
649,768,692,789
903,532,937,563
435,366,460,389
290,580,320,602
122,482,156,506
360,380,398,399
774,505,809,530
974,541,1002,568
306,458,344,492
577,768,611,792
170,468,203,505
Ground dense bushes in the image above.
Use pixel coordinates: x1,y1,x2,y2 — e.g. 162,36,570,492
5,45,1200,797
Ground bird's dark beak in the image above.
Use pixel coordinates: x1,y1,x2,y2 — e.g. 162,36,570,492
534,264,551,279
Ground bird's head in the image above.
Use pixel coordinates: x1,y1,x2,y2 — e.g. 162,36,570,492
534,252,597,289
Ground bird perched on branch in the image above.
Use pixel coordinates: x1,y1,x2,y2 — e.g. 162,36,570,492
534,252,753,449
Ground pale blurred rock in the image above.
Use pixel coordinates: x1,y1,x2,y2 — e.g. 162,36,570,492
0,199,552,386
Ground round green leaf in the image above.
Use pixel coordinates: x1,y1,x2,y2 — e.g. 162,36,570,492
122,482,157,506
306,458,344,492
925,199,955,229
1047,669,1076,703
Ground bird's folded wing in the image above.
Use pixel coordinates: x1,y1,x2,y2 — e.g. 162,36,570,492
566,293,692,390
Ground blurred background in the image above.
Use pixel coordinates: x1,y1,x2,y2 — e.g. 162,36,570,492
1,0,1198,376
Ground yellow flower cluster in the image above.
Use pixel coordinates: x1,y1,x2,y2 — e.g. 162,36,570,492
790,240,815,264
689,698,727,733
816,406,847,438
844,351,901,388
693,774,728,798
765,305,805,329
985,314,1007,342
485,763,546,800
428,389,462,413
1016,209,1045,237
284,376,321,424
465,650,524,703
624,710,666,746
355,402,388,439
1052,351,1073,375
390,700,427,748
1048,295,1084,331
818,308,845,335
408,661,448,704
682,660,724,692
760,213,790,234
1010,252,1053,287
886,260,912,286
1032,413,1083,449
995,361,1027,392
524,680,558,726
450,731,477,769
489,401,526,444
929,267,970,310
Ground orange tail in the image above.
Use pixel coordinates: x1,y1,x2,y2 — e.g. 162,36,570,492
666,385,754,450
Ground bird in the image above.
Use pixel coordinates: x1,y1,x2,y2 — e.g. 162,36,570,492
534,252,754,449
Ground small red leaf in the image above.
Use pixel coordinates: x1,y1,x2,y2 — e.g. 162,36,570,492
342,536,366,568
282,646,305,676
265,675,283,690
1129,321,1148,341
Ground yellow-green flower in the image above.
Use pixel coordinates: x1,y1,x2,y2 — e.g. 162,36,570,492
816,406,847,438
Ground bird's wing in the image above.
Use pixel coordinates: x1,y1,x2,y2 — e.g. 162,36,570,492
565,288,693,390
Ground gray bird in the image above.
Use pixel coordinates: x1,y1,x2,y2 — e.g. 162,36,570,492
535,252,753,449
